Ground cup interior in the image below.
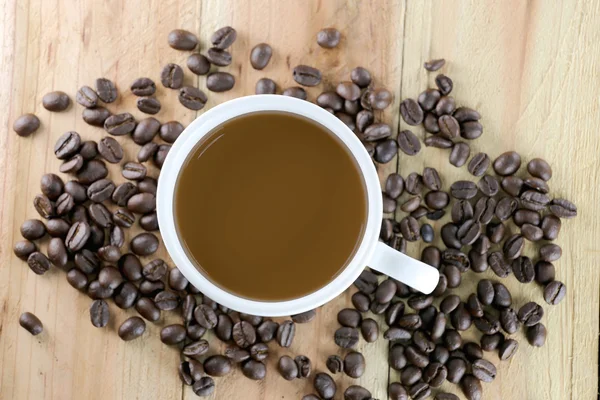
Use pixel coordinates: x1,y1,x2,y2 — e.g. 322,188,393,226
157,95,383,316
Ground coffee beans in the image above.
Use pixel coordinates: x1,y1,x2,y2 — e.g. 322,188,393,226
130,77,156,96
334,326,359,348
90,299,109,328
255,78,277,94
291,65,322,87
435,74,453,95
397,130,421,155
449,143,470,167
544,280,566,305
351,67,372,88
314,373,336,399
364,123,392,141
161,63,184,89
168,29,198,50
374,139,398,163
527,323,547,347
210,26,237,49
95,78,117,103
204,355,233,377
192,377,215,396
282,86,307,99
104,113,136,136
82,107,111,126
461,375,482,400
54,131,81,160
550,198,577,218
499,338,518,360
518,302,544,326
278,356,298,380
43,91,70,112
277,320,295,347
468,153,490,176
249,43,273,70
137,96,161,114
528,158,552,181
493,151,521,175
206,47,232,67
14,114,41,136
400,99,424,125
118,316,146,341
178,86,208,109
439,115,460,139
19,312,43,335
316,27,341,48
512,256,535,283
336,81,361,101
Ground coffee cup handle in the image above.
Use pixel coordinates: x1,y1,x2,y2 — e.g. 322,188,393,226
369,241,440,294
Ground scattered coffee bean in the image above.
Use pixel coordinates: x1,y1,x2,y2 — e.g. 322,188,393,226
397,130,421,155
374,139,398,163
424,59,445,71
461,375,483,400
468,153,490,177
364,123,392,141
118,316,145,341
161,63,184,89
316,27,341,48
211,26,237,49
527,158,552,181
336,81,361,101
204,355,233,377
43,91,70,112
449,143,470,167
314,372,336,399
499,338,518,360
137,96,161,114
527,323,547,347
512,256,535,283
400,98,424,125
95,78,117,103
518,302,544,326
544,280,566,305
436,96,456,115
351,67,371,88
207,47,232,66
549,198,577,218
90,299,109,328
282,86,307,99
493,151,521,175
435,74,453,95
14,114,40,137
277,320,295,347
19,312,43,335
293,65,322,86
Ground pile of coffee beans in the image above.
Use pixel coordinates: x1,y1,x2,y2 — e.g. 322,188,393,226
12,23,577,400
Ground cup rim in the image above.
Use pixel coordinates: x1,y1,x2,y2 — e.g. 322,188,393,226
156,95,383,316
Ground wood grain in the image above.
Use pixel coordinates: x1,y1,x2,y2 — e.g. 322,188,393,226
0,1,598,399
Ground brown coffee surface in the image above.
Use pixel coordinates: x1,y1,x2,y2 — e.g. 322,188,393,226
175,112,367,301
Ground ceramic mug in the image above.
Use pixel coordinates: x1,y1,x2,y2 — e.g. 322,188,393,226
157,95,439,317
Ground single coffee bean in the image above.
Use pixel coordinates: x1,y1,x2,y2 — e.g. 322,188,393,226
344,385,371,400
118,316,145,341
134,297,161,322
503,234,524,260
450,303,472,331
493,151,521,175
461,375,483,400
82,107,110,127
26,251,51,275
127,192,156,214
122,162,147,181
245,43,274,72
96,137,123,164
423,362,447,388
130,232,158,256
54,131,81,160
425,136,454,151
141,259,167,282
113,282,138,309
400,98,424,125
408,295,434,311
183,339,209,361
450,181,477,200
512,256,535,283
137,96,161,114
477,280,495,306
424,58,445,71
336,81,361,101
281,86,306,100
292,65,322,87
59,155,83,174
405,172,423,195
232,321,257,348
13,114,40,136
518,302,544,326
435,96,456,115
206,47,232,66
418,89,441,111
465,294,484,318
374,139,398,163
353,269,379,294
98,266,123,289
167,28,199,50
130,77,156,96
65,221,91,252
13,240,37,260
76,86,99,108
461,121,484,139
294,355,311,378
420,224,434,243
334,326,359,348
527,158,552,181
178,85,208,109
277,355,298,380
399,216,420,242
468,153,490,177
435,394,459,400
499,338,519,360
535,261,556,284
441,223,461,250
438,115,460,139
514,209,541,226
40,173,64,201
500,307,520,335
160,63,183,89
316,27,341,48
474,197,496,224
421,246,441,269
84,225,105,250
89,299,109,328
19,312,43,335
351,66,372,88
110,184,136,208
247,343,270,362
477,175,499,197
454,106,481,122
104,113,136,136
277,320,295,348
544,280,566,305
527,323,547,347
520,190,550,211
540,243,562,262
358,318,378,343
480,333,503,352
549,198,577,218
66,268,88,290
86,179,114,204
401,365,422,386
384,326,412,341
160,324,186,345
192,377,215,396
178,361,193,386
78,159,109,186
43,91,70,112
95,78,117,103
384,173,404,200
74,249,100,275
374,279,396,304
314,373,336,399
20,219,46,240
474,311,500,335
337,308,362,328
446,358,467,383
451,200,473,224
47,238,67,268
241,359,266,381
435,74,453,95
211,26,237,49
449,143,471,167
364,123,392,141
495,196,518,221
317,91,343,111
523,176,549,193
389,345,408,371
493,282,512,309
457,219,481,246
204,355,233,377
397,129,421,155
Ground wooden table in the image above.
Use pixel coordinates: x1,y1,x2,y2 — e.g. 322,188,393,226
1,1,598,399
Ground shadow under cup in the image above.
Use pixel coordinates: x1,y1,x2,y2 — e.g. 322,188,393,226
173,111,369,302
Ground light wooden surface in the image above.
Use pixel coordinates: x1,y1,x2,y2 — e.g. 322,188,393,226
1,0,598,399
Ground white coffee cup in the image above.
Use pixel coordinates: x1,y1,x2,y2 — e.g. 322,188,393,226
157,95,439,317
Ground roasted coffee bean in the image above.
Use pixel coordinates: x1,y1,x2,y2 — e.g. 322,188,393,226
435,394,459,400
474,197,496,224
400,98,424,125
344,385,371,400
450,181,477,200
374,279,396,304
206,47,231,67
457,219,481,245
66,268,88,290
370,300,390,315
178,361,193,386
535,261,555,284
137,96,161,114
351,67,372,88
117,253,142,281
398,313,423,330
104,113,136,136
130,77,156,96
160,63,183,89
400,216,420,241
493,151,521,176
412,331,435,354
131,117,161,145
423,58,445,71
383,174,404,200
89,299,110,328
98,266,123,289
59,155,84,174
76,86,99,108
160,324,186,345
500,307,519,334
292,65,322,87
179,85,208,109
364,123,392,141
421,246,441,269
65,221,91,252
405,172,424,195
232,321,257,348
141,259,167,282
518,302,544,326
348,293,370,315
282,86,307,99
476,280,495,306
96,137,123,164
449,143,470,167
389,345,407,371
476,175,498,198
336,81,361,101
495,196,518,221
277,355,298,380
127,193,156,214
446,358,467,384
344,99,360,115
424,135,453,148
397,129,421,155
95,78,117,103
246,43,274,72
510,256,534,283
118,316,145,341
77,141,98,161
74,249,100,275
523,177,549,193
20,219,46,240
461,121,483,139
317,91,343,111
435,74,453,95
55,193,75,216
418,89,441,111
461,375,483,400
88,202,112,228
19,312,43,335
474,311,500,335
527,323,547,347
486,223,505,245
520,190,550,211
42,91,71,112
544,280,566,305
550,198,577,218
154,290,180,311
208,26,237,49
204,355,233,377
499,338,518,360
436,95,456,115
354,270,379,295
493,282,512,308
135,297,161,322
121,162,147,181
82,107,111,127
316,27,341,48
420,224,434,243
451,200,473,224
314,373,336,399
192,377,215,396
337,308,362,328
355,110,373,133
113,282,138,309
401,365,422,386
527,158,552,181
276,320,295,347
183,339,209,361
480,333,503,352
86,224,105,251
438,115,460,139
431,274,448,297
538,216,560,242
27,251,51,275
384,326,412,341
357,318,378,344
40,173,64,201
503,234,524,260
334,326,359,348
453,107,480,123
423,113,440,133
152,144,170,169
423,362,447,388
54,131,81,160
86,179,114,204
408,295,434,311
441,223,461,250
293,355,311,378
167,267,187,291
13,240,37,260
13,114,40,136
241,359,266,380
450,303,472,331
444,264,462,288
465,294,484,318
110,225,125,247
247,343,269,362
467,152,490,177
186,321,206,340
514,209,541,226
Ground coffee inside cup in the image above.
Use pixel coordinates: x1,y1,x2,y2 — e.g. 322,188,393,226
175,111,367,301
